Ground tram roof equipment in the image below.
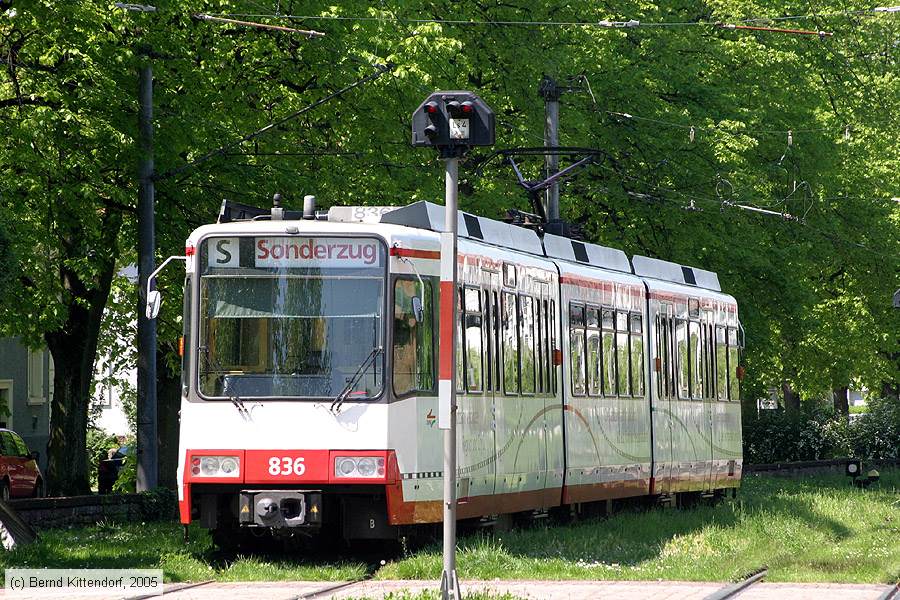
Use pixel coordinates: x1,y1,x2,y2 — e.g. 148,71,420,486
631,255,721,292
379,200,544,256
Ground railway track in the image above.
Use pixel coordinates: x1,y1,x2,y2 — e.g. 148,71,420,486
703,567,768,600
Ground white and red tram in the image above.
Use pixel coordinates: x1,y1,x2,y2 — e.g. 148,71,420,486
165,200,743,546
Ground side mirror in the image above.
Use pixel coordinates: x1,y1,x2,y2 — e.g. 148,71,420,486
146,290,162,320
411,296,424,322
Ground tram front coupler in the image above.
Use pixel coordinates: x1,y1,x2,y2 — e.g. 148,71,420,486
238,490,323,529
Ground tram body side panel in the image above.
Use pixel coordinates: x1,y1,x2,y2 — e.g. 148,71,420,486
556,264,652,504
386,238,564,523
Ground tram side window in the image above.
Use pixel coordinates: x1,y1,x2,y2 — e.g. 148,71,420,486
542,299,552,393
616,311,630,396
464,287,483,393
550,299,558,394
393,277,435,397
601,309,616,396
728,328,740,401
535,300,545,394
705,323,716,399
502,292,520,394
520,296,536,394
716,326,728,400
689,321,702,399
569,303,586,396
456,288,465,391
658,315,670,398
586,307,601,396
676,319,689,399
493,291,501,392
483,290,492,392
630,314,644,396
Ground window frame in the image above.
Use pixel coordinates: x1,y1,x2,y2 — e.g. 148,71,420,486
391,275,438,399
501,291,520,395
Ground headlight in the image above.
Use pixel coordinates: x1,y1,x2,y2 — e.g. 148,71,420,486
333,456,385,479
200,457,220,475
191,455,240,478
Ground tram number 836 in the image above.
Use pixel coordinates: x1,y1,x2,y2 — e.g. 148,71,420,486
268,457,306,476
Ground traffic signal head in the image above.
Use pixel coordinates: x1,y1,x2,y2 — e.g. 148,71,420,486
412,91,495,151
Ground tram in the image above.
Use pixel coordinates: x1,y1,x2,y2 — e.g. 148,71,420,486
152,199,743,547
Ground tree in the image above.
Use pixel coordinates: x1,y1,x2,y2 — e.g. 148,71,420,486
1,0,897,494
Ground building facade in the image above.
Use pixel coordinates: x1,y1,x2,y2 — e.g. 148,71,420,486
0,338,52,472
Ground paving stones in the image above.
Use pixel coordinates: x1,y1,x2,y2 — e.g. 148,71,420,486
2,579,891,599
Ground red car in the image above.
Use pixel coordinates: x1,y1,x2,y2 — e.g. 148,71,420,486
0,429,43,499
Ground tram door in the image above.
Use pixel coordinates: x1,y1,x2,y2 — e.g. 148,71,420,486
654,307,676,494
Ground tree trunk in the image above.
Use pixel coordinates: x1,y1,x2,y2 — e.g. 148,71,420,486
782,381,800,412
833,386,849,417
44,211,121,496
45,286,113,495
156,342,180,490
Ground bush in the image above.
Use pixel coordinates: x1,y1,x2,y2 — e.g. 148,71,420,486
112,439,137,494
86,428,119,490
140,487,177,521
743,398,900,463
848,396,900,460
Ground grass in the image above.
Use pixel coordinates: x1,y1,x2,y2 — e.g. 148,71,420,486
0,471,897,584
0,520,366,583
378,470,900,584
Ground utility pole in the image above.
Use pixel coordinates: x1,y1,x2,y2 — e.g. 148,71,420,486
118,1,160,492
136,58,158,492
539,75,561,222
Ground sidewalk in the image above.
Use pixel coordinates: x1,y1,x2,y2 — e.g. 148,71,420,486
0,579,894,599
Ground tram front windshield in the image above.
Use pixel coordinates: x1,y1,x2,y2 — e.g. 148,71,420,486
198,236,385,399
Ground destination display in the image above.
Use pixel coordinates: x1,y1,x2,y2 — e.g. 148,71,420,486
206,236,382,269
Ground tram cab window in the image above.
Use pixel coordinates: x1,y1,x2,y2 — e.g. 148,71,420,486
569,303,586,396
616,311,630,396
393,277,436,397
198,236,386,399
181,276,192,392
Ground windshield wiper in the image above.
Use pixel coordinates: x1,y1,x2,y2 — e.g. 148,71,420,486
330,346,383,414
201,345,250,420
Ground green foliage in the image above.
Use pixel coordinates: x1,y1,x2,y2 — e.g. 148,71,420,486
1,0,898,490
743,399,900,463
139,487,177,521
112,436,137,494
85,428,119,490
849,397,900,460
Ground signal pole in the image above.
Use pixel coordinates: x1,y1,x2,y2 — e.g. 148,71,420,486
439,152,460,600
412,92,495,600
